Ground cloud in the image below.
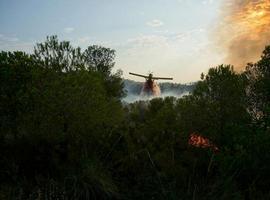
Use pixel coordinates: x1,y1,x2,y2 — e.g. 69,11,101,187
115,26,224,83
174,28,205,42
72,36,113,49
0,34,19,42
139,11,145,16
146,19,164,27
77,36,91,44
123,28,208,58
127,35,168,48
177,0,188,3
202,0,214,5
64,27,74,33
0,34,33,53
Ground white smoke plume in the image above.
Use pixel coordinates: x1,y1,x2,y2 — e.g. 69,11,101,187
213,0,270,70
122,80,193,103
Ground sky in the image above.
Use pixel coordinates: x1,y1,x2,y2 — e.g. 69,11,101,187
0,0,225,83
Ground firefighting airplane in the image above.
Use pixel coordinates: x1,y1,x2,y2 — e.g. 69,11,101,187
129,72,173,96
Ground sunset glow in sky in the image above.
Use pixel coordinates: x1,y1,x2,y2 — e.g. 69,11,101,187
1,0,269,82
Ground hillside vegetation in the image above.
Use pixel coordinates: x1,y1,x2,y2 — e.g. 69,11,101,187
0,36,270,199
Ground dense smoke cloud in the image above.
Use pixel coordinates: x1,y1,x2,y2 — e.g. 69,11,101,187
122,80,194,103
123,90,190,103
214,0,270,70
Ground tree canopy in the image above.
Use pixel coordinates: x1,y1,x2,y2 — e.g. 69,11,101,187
0,37,270,199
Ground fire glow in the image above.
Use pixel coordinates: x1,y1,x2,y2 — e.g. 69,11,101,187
214,0,270,70
188,133,218,152
232,1,270,33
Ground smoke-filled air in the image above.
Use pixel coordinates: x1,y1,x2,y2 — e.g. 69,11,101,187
1,0,270,199
122,79,194,103
214,0,270,70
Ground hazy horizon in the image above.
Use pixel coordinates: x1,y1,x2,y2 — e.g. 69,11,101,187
1,0,269,82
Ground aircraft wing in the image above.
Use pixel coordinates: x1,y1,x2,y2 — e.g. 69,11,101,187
152,77,173,80
129,72,148,78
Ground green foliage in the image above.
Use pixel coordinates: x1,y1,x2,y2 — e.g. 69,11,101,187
34,35,84,72
245,46,270,126
83,45,115,76
192,65,250,144
1,37,270,199
0,37,124,199
34,35,124,99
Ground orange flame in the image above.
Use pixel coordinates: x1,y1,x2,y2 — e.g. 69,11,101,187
188,133,218,152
